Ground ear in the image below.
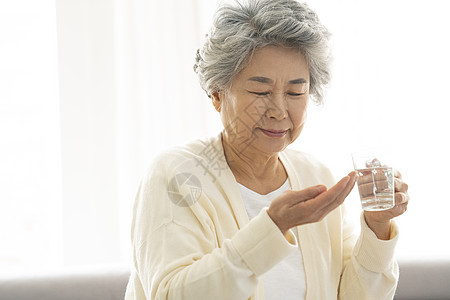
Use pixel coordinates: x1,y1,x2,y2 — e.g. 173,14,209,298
211,91,223,112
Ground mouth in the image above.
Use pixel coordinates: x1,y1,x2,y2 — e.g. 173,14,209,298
259,128,289,138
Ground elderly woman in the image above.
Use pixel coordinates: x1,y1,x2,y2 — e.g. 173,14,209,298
125,0,409,299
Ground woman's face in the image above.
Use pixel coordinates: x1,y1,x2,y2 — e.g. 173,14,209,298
213,45,310,156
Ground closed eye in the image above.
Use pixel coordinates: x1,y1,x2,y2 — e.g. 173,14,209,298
248,91,270,96
248,91,305,97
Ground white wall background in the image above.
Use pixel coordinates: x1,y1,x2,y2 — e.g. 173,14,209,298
303,0,450,260
0,0,449,274
0,0,63,272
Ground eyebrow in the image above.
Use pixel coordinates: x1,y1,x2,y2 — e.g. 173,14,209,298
247,76,307,84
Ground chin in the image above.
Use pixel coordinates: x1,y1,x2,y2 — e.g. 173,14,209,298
255,136,291,154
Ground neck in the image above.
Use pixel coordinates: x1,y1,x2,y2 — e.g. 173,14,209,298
221,131,287,193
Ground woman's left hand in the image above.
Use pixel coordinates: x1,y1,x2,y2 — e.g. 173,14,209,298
363,170,409,240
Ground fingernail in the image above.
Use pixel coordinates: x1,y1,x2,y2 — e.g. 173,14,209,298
348,171,357,182
342,176,350,184
316,185,327,193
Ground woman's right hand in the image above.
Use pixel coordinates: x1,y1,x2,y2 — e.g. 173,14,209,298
267,171,358,235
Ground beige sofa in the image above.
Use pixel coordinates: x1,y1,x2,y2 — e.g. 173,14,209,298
0,260,449,299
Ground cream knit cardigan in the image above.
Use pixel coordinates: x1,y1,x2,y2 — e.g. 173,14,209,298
125,134,399,300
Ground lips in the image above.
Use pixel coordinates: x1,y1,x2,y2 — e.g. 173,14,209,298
260,128,288,138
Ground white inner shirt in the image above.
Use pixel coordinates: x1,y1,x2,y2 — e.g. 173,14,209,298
238,179,306,300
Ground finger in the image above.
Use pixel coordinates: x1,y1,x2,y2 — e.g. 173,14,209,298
357,169,387,184
398,201,408,213
331,172,358,206
286,184,328,207
357,179,390,198
337,171,358,198
313,174,353,210
394,177,409,193
288,174,356,225
392,201,408,216
394,169,403,179
310,173,357,220
395,192,409,205
329,174,352,194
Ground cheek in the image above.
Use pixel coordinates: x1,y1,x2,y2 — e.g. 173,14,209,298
220,96,257,135
243,98,268,122
290,101,308,128
226,94,265,124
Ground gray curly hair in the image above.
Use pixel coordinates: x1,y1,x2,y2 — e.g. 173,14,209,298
194,0,332,104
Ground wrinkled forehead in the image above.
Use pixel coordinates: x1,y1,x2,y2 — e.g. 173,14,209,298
232,45,310,84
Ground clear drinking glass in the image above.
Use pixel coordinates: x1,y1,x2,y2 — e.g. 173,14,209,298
352,149,395,211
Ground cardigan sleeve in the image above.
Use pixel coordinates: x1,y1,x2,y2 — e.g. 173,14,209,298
279,149,399,299
129,158,298,300
338,212,399,300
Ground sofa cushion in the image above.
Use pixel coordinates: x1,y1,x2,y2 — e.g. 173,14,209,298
1,260,449,299
0,264,130,300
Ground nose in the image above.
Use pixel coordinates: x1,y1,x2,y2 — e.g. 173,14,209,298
264,92,288,120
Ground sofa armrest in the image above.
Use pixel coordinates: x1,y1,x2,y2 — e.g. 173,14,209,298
395,259,450,300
